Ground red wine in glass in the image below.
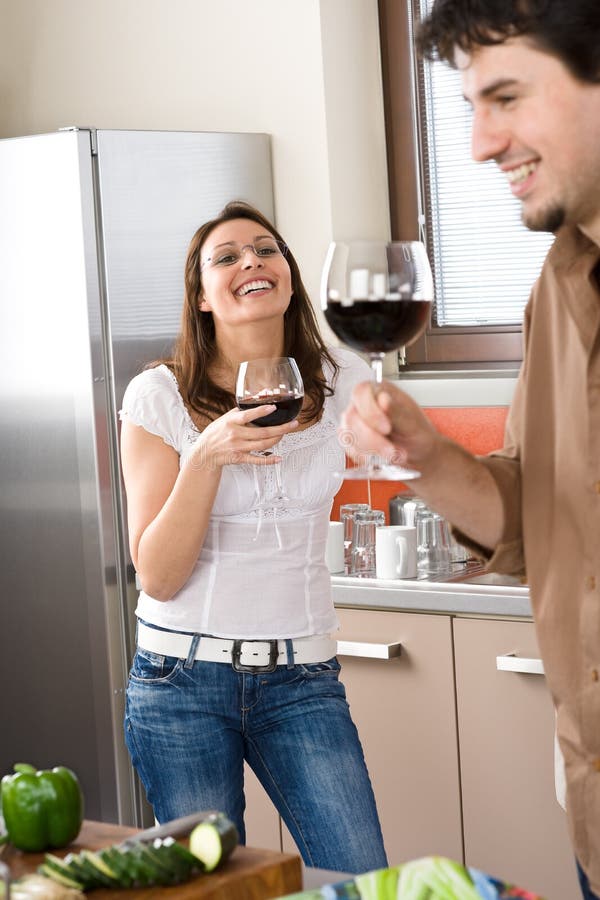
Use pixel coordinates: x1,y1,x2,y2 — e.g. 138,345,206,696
235,357,304,509
237,395,303,427
324,299,431,355
321,240,433,480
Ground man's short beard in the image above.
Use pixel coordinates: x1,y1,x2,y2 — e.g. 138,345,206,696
522,204,565,234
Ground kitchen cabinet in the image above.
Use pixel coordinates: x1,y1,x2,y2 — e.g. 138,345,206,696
247,604,578,898
281,608,463,865
453,617,579,900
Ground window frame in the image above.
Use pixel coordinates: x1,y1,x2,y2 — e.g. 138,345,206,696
378,0,524,369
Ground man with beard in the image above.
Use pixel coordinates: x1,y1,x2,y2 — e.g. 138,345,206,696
341,2,600,897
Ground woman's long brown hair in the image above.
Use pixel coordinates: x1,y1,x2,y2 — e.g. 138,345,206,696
152,201,339,424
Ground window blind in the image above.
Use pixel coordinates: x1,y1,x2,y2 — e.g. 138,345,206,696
415,0,554,327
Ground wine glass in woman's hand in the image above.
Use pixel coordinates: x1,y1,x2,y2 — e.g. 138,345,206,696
321,240,433,480
235,357,304,509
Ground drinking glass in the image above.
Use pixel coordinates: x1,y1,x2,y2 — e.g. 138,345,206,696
321,240,433,480
350,508,385,577
416,509,452,576
235,357,304,509
340,502,371,574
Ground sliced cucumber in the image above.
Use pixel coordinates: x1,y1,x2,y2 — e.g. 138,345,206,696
79,849,120,888
165,838,206,872
38,863,84,891
153,838,195,881
34,815,236,893
114,846,153,888
42,853,86,890
137,843,180,886
63,852,99,890
189,813,238,872
99,848,133,888
145,843,189,885
126,842,170,886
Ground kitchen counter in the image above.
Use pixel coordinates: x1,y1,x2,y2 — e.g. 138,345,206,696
332,571,531,619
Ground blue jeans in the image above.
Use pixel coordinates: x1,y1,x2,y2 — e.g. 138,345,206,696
578,861,600,900
124,635,388,874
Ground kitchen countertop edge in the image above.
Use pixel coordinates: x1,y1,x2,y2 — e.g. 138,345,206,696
331,575,532,619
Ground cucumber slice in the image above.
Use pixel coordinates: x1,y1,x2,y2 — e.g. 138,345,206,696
153,839,195,881
144,844,189,884
63,852,99,890
42,853,86,890
99,848,133,888
125,843,169,886
189,813,238,872
38,863,84,891
80,849,120,887
113,846,153,888
137,843,180,885
164,838,205,872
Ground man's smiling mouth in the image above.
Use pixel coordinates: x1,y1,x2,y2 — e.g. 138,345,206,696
505,161,538,185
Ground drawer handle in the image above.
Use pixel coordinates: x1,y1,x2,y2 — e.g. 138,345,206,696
336,640,402,660
496,653,545,675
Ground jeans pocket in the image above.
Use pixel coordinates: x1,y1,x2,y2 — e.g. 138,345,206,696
129,647,183,684
295,657,341,679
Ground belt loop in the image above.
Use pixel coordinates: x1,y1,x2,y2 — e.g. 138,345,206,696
184,633,201,669
285,638,295,669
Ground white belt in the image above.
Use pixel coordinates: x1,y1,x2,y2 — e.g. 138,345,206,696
137,622,337,673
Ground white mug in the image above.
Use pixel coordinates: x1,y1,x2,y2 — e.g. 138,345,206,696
376,526,417,580
325,521,345,574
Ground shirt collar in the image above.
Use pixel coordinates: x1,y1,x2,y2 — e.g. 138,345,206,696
549,225,600,275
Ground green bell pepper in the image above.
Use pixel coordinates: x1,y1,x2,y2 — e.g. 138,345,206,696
1,763,83,852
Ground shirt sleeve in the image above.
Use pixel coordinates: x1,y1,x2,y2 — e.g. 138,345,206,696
452,303,530,577
119,366,188,452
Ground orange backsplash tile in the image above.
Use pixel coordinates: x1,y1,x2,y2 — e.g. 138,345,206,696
331,406,508,522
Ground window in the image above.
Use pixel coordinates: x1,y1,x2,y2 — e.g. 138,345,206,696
378,0,553,367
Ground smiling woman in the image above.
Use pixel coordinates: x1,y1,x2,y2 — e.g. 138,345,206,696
117,200,387,874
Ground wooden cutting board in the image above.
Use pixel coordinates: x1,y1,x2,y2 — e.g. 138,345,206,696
3,820,302,900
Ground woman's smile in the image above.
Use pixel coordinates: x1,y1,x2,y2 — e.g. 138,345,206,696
234,277,275,298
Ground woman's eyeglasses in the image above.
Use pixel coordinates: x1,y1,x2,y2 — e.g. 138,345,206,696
201,237,288,270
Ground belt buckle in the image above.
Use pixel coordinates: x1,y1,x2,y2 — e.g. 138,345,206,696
231,639,280,673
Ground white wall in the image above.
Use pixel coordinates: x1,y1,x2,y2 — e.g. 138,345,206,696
0,0,390,316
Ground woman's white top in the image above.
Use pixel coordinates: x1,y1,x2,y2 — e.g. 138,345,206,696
119,347,371,639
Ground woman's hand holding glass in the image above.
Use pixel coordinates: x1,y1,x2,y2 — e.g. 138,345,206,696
188,404,298,471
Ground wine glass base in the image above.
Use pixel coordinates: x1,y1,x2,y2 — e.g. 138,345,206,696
339,464,421,481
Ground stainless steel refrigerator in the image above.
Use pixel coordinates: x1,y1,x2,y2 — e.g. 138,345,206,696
0,128,274,826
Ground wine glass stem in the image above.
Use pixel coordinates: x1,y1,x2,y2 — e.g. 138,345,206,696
273,459,285,500
370,353,385,384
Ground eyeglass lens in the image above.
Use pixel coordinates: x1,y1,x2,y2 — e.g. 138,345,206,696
203,238,284,269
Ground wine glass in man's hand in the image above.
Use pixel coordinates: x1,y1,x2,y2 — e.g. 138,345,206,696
235,357,304,508
321,240,433,480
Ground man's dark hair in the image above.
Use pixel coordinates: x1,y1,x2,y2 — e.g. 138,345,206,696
417,0,600,83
